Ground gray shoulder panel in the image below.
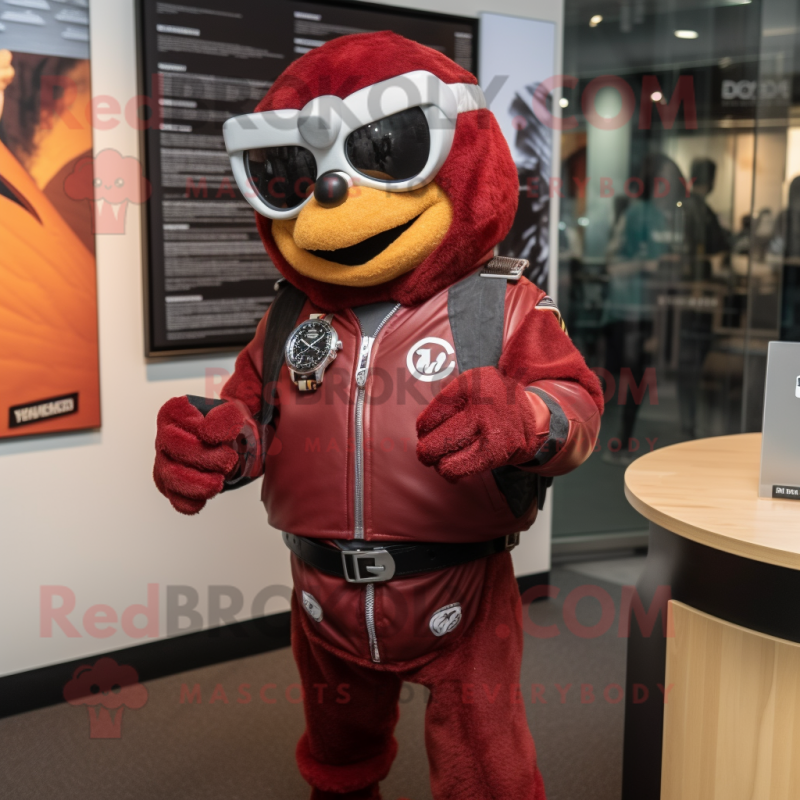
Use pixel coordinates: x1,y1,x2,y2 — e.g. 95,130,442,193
447,270,507,372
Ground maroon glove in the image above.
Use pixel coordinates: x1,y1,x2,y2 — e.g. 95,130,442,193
153,396,245,515
416,367,549,482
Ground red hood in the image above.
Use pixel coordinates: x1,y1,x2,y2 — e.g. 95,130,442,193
251,31,519,311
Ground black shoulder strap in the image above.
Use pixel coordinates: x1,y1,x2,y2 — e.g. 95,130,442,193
261,282,308,427
220,282,307,494
447,261,553,515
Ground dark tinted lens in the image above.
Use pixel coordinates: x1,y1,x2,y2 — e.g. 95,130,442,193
346,107,430,182
245,146,317,209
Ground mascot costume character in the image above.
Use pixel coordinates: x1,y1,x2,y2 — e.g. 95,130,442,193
153,32,602,800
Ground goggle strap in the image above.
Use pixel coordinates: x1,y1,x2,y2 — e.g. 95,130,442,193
452,83,486,114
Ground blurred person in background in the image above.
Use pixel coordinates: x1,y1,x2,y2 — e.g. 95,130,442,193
677,158,730,438
775,176,800,341
684,158,729,271
602,153,686,464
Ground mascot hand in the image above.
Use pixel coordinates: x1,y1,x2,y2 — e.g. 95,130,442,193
153,396,244,515
416,367,548,482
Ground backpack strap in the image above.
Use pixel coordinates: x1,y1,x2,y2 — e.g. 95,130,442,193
447,267,507,372
479,255,527,281
260,281,308,427
447,260,553,516
222,281,307,494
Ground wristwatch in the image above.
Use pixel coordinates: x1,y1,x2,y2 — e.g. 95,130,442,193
285,313,343,391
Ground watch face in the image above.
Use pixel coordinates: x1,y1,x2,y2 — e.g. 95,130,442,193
288,321,333,372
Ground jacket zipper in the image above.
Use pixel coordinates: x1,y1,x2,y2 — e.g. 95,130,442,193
353,304,400,539
353,303,400,664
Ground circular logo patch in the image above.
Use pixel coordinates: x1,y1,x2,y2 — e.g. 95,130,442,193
407,337,456,382
301,591,323,623
429,603,462,637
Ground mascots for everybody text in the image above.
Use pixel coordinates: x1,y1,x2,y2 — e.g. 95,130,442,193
154,32,602,800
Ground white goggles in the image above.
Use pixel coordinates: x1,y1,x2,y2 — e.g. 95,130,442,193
222,70,485,220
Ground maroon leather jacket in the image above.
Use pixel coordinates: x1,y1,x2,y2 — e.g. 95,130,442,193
221,272,601,664
223,274,600,541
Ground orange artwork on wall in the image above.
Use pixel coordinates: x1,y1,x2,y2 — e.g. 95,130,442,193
0,51,100,438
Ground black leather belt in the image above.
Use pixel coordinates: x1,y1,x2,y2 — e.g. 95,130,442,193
282,531,520,584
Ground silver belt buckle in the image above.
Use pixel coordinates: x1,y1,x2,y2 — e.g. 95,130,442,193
505,532,521,551
341,548,396,583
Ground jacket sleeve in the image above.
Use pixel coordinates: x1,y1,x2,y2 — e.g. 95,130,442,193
218,310,270,487
499,293,604,478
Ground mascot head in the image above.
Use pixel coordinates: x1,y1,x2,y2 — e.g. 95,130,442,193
223,31,518,310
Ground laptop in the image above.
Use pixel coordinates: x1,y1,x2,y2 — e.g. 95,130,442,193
759,341,800,498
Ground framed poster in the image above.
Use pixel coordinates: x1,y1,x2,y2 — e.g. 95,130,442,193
137,0,477,357
479,13,557,289
0,6,100,438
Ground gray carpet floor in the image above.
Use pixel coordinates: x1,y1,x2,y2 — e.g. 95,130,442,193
0,564,636,799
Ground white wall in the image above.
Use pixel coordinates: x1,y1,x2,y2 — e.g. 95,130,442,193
0,0,562,678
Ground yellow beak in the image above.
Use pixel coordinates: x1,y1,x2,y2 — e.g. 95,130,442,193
272,182,452,288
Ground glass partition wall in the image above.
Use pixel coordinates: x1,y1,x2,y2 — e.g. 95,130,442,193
743,0,800,430
553,0,799,547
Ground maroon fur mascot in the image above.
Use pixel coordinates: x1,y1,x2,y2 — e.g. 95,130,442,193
154,32,602,800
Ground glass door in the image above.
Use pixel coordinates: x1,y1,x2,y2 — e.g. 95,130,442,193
554,0,764,542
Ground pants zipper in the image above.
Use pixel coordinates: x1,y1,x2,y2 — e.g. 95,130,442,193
365,584,380,663
353,304,400,664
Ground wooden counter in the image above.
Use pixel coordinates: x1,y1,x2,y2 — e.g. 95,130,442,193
625,433,800,570
621,434,800,800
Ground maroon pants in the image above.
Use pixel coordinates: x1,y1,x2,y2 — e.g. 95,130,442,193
291,552,546,800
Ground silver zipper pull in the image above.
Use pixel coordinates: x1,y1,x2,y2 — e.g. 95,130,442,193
356,336,375,387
